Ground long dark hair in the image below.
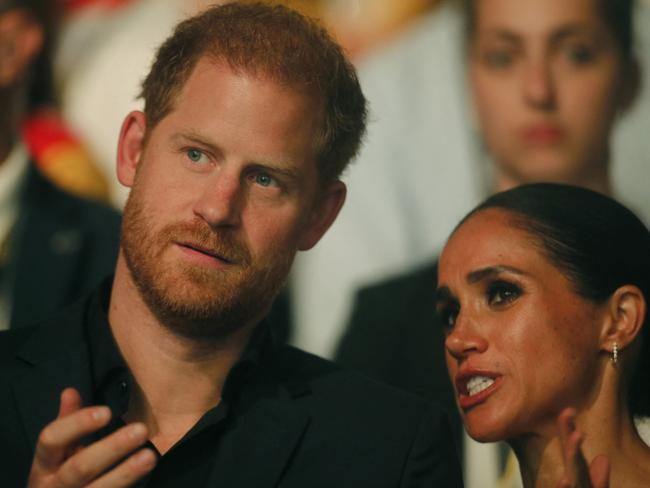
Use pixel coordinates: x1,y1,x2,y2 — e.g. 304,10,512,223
460,183,650,416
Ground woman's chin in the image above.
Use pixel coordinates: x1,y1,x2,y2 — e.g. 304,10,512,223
463,417,515,443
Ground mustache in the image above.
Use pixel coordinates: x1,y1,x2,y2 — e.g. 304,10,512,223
159,221,251,266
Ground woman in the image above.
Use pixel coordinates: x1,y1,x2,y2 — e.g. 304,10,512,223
466,0,639,194
437,183,650,487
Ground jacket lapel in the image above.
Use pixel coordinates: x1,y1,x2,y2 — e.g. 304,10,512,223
208,394,310,487
10,302,93,449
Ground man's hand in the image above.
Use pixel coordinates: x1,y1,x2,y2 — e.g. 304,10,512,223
28,388,156,487
556,408,610,488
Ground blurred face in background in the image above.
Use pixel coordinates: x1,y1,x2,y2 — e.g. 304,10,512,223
468,0,637,192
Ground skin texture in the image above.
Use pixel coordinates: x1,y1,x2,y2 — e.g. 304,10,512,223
468,0,635,193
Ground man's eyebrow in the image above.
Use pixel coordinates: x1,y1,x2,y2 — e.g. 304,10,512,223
172,132,222,153
466,265,527,284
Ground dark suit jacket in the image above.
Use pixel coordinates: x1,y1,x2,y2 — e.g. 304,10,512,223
0,294,464,487
7,166,121,328
335,261,463,452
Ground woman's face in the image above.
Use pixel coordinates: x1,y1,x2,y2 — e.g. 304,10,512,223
469,0,632,189
437,209,606,442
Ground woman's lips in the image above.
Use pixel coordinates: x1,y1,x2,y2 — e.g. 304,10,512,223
455,371,502,410
521,125,565,145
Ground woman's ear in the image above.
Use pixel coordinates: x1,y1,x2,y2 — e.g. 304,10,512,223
116,111,147,188
599,285,646,357
297,180,346,251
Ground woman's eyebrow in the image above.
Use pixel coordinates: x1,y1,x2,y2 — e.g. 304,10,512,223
466,265,527,284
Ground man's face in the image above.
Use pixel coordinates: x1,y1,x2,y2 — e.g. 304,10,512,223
117,57,343,339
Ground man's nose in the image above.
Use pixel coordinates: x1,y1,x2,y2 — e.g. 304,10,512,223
192,169,244,228
445,310,488,361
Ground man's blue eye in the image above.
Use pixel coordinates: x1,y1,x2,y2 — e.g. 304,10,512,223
187,149,204,162
255,173,274,187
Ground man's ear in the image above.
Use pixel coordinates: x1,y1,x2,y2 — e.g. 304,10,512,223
599,285,646,358
297,180,346,251
0,9,44,87
116,111,147,188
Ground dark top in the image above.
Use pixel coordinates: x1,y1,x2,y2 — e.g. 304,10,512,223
7,165,121,328
0,279,464,487
335,260,464,451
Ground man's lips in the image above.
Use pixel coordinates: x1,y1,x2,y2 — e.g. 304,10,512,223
455,369,502,410
175,241,237,266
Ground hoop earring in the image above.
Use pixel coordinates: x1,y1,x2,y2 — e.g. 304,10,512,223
612,342,619,365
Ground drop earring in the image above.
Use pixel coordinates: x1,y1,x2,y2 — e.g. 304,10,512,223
612,342,619,365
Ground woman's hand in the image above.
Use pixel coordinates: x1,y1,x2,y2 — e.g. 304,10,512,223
556,408,610,488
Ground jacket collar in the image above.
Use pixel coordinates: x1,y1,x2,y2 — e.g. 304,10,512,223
12,299,95,449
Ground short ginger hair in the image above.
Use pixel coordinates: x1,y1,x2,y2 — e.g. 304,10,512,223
140,1,367,183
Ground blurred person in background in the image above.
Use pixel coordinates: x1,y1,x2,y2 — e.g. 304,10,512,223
0,0,120,329
336,0,643,486
290,0,474,360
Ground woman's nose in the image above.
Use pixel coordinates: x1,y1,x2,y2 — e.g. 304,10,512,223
445,311,488,361
522,57,556,110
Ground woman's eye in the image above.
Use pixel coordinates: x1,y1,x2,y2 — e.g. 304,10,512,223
482,49,515,69
565,45,596,65
186,148,206,163
437,305,459,332
486,281,521,306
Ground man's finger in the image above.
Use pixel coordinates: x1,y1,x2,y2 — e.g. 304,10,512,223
86,449,157,488
56,423,150,487
58,388,83,418
33,406,112,472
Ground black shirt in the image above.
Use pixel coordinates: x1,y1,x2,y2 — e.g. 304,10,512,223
84,280,271,487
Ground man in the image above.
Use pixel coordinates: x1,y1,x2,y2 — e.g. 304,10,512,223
0,3,463,487
0,0,120,329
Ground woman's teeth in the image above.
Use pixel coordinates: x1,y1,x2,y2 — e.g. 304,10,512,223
467,376,495,396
